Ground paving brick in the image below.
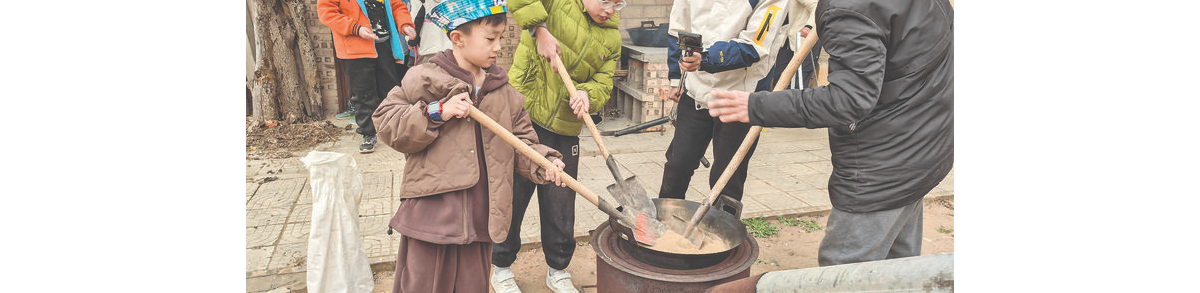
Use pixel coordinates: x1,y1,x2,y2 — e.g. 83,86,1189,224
361,172,393,200
247,224,283,249
287,204,312,224
357,214,391,237
247,182,260,203
247,247,275,272
278,222,311,245
789,190,832,207
802,161,834,174
358,197,391,217
742,179,781,196
796,174,830,191
297,180,312,205
248,178,305,210
267,243,307,270
739,196,771,215
777,163,823,177
247,207,291,228
362,234,393,260
767,175,819,192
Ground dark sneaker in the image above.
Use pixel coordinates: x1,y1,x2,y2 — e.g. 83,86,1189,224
360,135,377,153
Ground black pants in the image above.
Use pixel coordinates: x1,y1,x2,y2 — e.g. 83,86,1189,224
492,125,580,270
659,94,759,201
341,41,408,136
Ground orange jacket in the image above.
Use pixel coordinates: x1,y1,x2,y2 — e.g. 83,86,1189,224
318,0,415,61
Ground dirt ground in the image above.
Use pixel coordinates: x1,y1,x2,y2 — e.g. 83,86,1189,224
246,118,354,160
370,197,954,292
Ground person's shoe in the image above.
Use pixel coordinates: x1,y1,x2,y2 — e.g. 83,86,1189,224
359,135,377,153
490,265,522,293
336,101,355,119
545,268,579,293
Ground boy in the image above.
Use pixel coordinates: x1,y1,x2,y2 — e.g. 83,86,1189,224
318,0,417,153
490,0,622,292
371,0,568,291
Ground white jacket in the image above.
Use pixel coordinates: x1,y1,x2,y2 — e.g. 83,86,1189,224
668,0,790,109
411,0,452,57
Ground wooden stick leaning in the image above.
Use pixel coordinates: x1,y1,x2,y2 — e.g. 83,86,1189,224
677,31,821,247
549,55,658,218
467,105,668,246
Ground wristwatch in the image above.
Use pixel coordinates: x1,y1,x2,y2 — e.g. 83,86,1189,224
428,101,444,122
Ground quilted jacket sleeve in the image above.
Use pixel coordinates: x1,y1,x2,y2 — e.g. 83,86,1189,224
318,0,358,37
575,46,619,114
509,0,550,30
373,66,468,153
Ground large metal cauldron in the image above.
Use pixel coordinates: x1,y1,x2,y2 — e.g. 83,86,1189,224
607,196,747,270
592,220,758,292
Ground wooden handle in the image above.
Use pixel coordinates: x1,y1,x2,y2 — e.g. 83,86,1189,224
706,31,820,206
683,32,822,237
467,105,603,208
551,55,610,158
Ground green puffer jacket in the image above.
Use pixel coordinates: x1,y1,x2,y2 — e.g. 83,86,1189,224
508,0,621,136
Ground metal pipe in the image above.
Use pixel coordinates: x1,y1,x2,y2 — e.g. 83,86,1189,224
614,116,670,136
753,253,953,292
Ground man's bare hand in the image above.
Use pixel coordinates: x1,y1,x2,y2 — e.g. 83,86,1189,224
668,86,683,102
707,90,751,123
680,54,701,72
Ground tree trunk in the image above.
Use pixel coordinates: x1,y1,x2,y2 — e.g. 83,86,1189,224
249,0,325,125
251,0,279,125
266,0,306,123
283,0,322,118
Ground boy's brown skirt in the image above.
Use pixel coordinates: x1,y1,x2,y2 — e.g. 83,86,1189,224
391,235,492,292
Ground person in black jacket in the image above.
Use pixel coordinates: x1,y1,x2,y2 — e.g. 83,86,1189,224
707,0,954,266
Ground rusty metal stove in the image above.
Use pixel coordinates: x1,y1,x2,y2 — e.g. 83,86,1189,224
591,220,759,292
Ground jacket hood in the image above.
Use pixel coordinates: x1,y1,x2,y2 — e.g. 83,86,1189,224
430,49,511,97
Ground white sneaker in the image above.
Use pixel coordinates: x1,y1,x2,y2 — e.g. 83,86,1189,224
545,268,579,293
491,265,522,293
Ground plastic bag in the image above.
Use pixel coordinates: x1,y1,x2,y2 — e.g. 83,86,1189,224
301,151,373,293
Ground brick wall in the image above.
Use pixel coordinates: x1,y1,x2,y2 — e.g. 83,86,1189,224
617,0,674,43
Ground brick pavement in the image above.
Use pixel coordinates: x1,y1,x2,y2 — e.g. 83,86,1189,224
244,117,954,292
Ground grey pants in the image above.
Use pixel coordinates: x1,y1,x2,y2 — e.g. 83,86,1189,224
818,199,924,266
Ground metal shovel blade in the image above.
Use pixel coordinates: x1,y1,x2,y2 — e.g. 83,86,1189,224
604,156,658,219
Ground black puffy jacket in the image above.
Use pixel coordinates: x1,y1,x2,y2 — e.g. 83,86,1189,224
748,0,954,212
